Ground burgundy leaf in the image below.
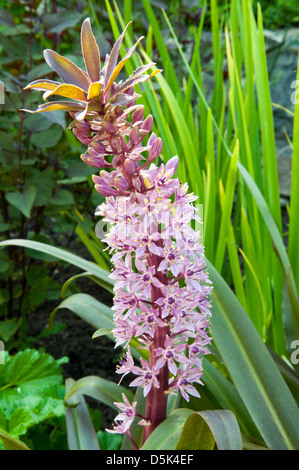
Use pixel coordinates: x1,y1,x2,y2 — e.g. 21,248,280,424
81,18,101,82
104,22,132,89
43,49,90,91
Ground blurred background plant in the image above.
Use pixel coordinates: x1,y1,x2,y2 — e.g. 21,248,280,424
1,0,299,451
0,0,113,348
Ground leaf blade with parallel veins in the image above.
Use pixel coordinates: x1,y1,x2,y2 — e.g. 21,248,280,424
105,36,144,92
87,81,102,100
43,49,90,90
81,17,101,83
44,83,88,102
24,78,61,92
22,101,85,114
104,22,132,89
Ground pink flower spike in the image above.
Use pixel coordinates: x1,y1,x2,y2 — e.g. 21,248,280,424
22,18,214,442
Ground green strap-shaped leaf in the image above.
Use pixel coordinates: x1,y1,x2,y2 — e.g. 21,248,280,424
61,272,101,298
162,8,299,339
0,239,113,291
48,292,148,362
288,53,299,308
49,293,114,331
175,412,215,450
139,51,203,197
141,0,181,97
141,409,193,450
202,358,260,439
176,410,242,450
0,428,30,450
207,260,299,450
92,328,113,339
64,375,134,411
142,408,242,451
65,378,100,450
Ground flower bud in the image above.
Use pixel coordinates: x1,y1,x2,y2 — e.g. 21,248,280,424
165,155,179,175
114,174,129,191
102,120,117,134
129,127,140,145
124,158,136,176
92,174,118,196
148,137,163,161
94,184,118,196
114,106,124,117
132,106,145,125
142,115,153,133
147,132,157,147
91,140,107,154
81,153,110,168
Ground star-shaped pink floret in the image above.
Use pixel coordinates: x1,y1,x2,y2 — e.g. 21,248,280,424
130,358,160,397
106,393,137,434
155,335,189,376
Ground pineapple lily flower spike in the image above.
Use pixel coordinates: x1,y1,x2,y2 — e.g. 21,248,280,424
23,18,213,447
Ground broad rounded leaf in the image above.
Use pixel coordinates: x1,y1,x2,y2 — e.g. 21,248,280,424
31,126,63,148
5,185,37,218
